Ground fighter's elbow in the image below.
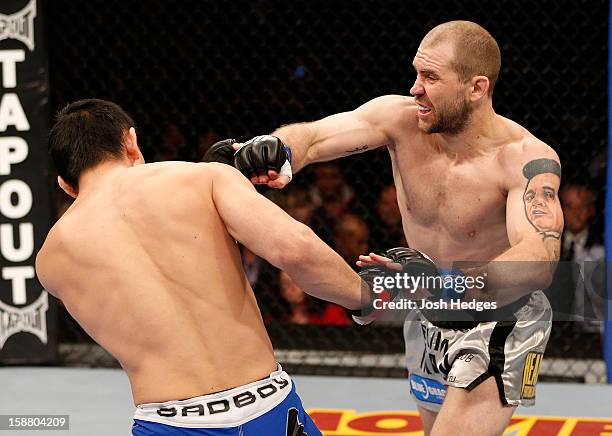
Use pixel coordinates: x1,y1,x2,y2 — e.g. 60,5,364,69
528,257,555,291
272,224,318,270
522,243,556,290
535,268,554,290
539,252,558,290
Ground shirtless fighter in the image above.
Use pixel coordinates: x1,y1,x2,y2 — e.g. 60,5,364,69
35,99,366,435
207,21,563,436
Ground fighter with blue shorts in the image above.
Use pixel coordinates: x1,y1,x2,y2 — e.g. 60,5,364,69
37,99,365,435
133,366,320,435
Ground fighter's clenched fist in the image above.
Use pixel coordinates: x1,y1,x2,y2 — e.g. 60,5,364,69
202,135,293,188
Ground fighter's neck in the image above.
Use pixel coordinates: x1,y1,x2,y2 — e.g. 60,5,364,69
76,160,132,197
435,109,503,156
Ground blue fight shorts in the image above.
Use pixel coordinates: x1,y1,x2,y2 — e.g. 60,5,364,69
132,365,321,435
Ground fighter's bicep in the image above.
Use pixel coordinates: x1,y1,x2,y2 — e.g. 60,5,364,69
505,156,563,257
505,187,538,245
306,112,388,163
307,97,405,163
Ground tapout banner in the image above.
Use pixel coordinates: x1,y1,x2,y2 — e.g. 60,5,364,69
0,0,56,363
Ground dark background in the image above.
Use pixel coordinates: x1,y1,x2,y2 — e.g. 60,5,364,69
45,0,608,188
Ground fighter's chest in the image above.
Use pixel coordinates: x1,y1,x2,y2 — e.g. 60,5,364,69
394,151,506,227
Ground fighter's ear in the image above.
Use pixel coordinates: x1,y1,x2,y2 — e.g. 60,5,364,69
469,75,490,101
125,127,145,165
58,176,78,198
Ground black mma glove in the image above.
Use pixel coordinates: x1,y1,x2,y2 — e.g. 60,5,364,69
386,247,447,299
351,264,388,320
234,135,292,181
384,247,438,278
351,247,438,325
201,138,237,165
387,247,470,301
201,135,293,183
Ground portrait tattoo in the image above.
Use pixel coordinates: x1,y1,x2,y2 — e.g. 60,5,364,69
522,159,562,241
346,145,368,154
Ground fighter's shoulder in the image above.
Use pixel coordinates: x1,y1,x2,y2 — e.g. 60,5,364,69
194,161,251,183
356,95,418,127
498,131,560,188
181,162,257,196
36,221,70,294
499,137,559,167
359,94,414,109
141,161,242,185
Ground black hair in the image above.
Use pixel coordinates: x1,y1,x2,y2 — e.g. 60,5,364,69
48,99,135,188
522,158,561,180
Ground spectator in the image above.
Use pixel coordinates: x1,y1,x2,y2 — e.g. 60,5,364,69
334,214,369,269
547,184,604,331
310,163,354,245
154,122,186,161
369,185,407,251
278,188,315,226
310,163,353,210
239,245,278,318
279,271,310,324
561,185,602,261
240,245,264,287
279,271,349,326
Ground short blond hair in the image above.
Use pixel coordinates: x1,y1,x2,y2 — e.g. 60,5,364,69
422,21,501,96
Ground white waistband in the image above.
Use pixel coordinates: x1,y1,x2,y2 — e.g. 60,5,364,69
134,364,292,428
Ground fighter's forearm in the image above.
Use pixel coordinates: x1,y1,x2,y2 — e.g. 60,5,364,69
290,263,363,311
271,122,317,173
463,238,558,306
271,110,384,172
279,228,363,310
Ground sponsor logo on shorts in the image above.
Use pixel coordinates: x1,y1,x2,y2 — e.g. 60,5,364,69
521,351,543,399
156,377,290,417
418,325,451,376
0,291,48,349
409,373,446,405
0,0,37,51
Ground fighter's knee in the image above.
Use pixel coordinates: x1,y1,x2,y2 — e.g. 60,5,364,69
431,384,516,436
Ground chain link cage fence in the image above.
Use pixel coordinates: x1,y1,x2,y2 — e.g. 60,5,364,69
46,0,608,382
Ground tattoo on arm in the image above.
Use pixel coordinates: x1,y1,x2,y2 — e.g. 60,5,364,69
345,143,394,154
521,158,563,243
345,145,369,154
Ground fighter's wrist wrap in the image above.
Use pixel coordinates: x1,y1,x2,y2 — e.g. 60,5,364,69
278,145,293,182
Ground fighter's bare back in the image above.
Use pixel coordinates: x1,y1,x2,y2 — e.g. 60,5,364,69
37,162,277,405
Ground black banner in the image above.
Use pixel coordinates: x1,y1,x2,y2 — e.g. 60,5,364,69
0,0,56,363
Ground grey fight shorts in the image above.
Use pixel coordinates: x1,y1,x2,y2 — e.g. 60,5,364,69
404,291,552,412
